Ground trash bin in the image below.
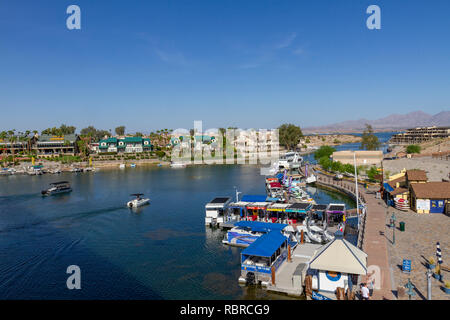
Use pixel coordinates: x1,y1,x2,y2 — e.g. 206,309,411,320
399,221,405,232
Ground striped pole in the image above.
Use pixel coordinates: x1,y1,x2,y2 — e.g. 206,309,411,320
437,242,443,266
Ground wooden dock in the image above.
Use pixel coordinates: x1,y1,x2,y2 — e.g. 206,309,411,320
266,243,322,297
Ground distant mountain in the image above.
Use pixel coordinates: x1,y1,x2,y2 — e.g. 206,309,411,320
303,111,450,133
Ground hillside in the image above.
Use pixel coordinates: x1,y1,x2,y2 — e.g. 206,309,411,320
303,110,450,133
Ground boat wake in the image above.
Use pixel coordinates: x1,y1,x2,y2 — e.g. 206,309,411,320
0,205,126,234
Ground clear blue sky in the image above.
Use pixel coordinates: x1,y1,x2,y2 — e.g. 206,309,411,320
1,0,449,133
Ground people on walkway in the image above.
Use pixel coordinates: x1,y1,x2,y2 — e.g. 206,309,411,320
361,283,370,300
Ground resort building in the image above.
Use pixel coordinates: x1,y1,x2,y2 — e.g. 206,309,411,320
98,136,152,153
0,134,79,157
35,134,79,156
331,150,383,166
389,126,450,145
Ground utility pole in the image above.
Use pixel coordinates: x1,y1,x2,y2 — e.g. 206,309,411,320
354,152,359,216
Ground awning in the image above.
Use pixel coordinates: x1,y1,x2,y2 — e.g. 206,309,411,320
241,195,269,202
309,237,367,275
269,182,282,188
267,203,291,212
241,231,287,258
383,182,394,192
246,202,270,210
286,202,311,213
234,221,288,233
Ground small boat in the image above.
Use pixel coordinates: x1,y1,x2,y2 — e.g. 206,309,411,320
130,163,136,168
41,181,72,196
127,193,150,208
119,163,125,169
170,162,186,168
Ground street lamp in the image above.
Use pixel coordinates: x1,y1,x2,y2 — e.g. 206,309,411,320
405,278,416,300
390,212,397,245
426,269,433,300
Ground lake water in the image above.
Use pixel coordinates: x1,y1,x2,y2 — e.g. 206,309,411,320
0,165,355,300
303,131,398,164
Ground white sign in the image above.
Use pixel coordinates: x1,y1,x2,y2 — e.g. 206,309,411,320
416,199,430,211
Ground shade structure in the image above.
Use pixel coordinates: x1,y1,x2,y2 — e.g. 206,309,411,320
241,231,287,258
241,195,268,202
234,221,287,233
309,237,367,275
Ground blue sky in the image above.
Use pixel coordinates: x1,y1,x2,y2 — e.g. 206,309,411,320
1,0,449,133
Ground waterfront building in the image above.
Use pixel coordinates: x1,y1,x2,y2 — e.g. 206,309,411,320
35,134,79,156
410,182,450,214
389,126,450,145
98,136,152,153
332,150,383,166
0,134,79,157
307,233,367,294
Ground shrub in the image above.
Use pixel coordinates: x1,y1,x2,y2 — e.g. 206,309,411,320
406,145,421,154
314,146,336,160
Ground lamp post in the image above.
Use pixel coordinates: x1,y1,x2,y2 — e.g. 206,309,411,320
405,278,416,300
390,212,397,245
426,269,432,300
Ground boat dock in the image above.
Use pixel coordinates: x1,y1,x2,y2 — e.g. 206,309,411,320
265,243,322,297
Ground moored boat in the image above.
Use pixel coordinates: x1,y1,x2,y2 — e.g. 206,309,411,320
41,181,72,196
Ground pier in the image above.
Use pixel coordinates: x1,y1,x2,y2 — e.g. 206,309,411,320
265,243,322,297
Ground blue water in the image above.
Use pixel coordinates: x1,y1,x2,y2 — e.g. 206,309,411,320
0,165,354,300
303,131,398,164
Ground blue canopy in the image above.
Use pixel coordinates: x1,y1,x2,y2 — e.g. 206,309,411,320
276,173,284,180
383,182,394,192
242,231,287,258
241,195,268,202
234,221,287,233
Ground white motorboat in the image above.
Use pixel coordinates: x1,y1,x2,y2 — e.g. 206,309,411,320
278,151,303,170
119,163,125,169
127,193,150,208
170,162,186,168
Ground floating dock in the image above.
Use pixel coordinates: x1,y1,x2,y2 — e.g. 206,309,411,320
264,243,322,297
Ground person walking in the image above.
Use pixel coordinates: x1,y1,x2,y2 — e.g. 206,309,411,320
368,279,374,297
361,283,370,300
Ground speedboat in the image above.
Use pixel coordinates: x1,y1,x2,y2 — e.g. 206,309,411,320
127,193,150,208
41,181,72,196
119,164,125,169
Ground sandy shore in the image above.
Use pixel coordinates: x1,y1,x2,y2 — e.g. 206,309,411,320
303,134,361,147
383,157,450,182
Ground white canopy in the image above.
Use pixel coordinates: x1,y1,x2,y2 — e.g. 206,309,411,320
309,238,367,275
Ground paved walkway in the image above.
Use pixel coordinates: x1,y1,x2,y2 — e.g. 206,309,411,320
385,209,450,300
314,170,394,299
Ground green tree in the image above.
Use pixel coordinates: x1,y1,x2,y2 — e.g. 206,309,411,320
361,124,380,150
314,145,336,160
278,124,303,150
115,126,126,136
406,145,421,154
366,166,379,181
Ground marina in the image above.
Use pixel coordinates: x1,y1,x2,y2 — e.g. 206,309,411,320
0,164,356,300
202,156,367,299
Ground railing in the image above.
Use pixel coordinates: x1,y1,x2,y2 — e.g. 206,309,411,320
315,172,367,249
